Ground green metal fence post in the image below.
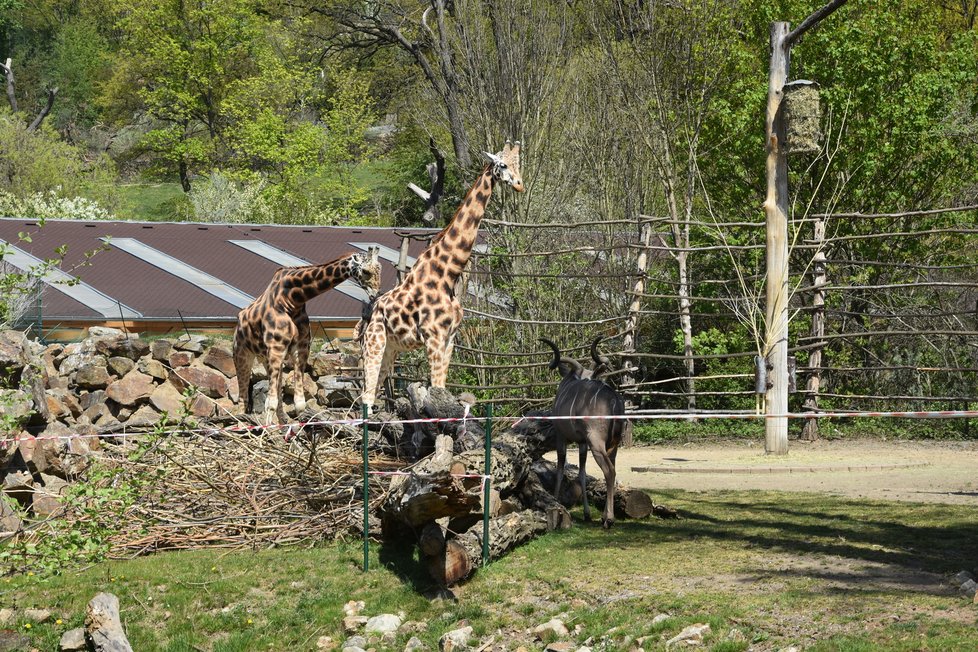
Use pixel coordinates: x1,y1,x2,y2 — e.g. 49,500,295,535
482,403,492,567
362,403,369,572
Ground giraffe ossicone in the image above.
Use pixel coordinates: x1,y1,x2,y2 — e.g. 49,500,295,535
358,140,525,412
234,246,382,425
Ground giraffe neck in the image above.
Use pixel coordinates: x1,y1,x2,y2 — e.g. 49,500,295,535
271,254,356,312
408,166,494,289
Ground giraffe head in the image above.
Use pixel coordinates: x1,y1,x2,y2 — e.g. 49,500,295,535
351,246,382,299
485,140,525,192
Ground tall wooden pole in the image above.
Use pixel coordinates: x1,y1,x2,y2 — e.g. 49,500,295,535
763,22,791,455
801,216,826,441
762,0,848,454
622,219,653,397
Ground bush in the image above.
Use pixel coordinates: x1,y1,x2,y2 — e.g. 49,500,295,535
0,110,117,208
186,171,274,223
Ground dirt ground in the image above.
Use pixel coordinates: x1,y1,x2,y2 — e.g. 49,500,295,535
560,438,978,504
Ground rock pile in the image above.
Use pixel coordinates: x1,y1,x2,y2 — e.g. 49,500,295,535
0,326,363,536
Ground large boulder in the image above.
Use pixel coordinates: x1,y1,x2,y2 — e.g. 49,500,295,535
105,370,155,406
75,363,112,390
151,339,173,362
93,333,150,361
201,343,236,378
170,367,228,399
138,358,167,381
0,330,49,427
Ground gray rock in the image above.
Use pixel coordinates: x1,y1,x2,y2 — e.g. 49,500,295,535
438,626,472,651
60,627,88,652
404,636,427,652
0,630,30,652
80,390,108,411
138,358,168,380
94,334,149,361
3,469,34,507
127,404,162,427
75,363,112,390
107,356,136,377
23,607,52,622
666,623,710,648
0,498,21,534
151,339,173,362
88,326,125,338
85,592,134,652
174,334,209,353
961,578,978,598
365,613,402,635
953,570,975,584
0,608,13,625
534,618,569,641
342,635,368,649
651,613,671,626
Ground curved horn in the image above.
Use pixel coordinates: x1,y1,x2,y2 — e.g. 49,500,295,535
539,337,584,376
590,336,605,366
539,337,561,370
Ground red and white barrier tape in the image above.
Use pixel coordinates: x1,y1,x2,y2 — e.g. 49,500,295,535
5,408,978,447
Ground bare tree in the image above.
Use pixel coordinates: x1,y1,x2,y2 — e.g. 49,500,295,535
0,58,58,132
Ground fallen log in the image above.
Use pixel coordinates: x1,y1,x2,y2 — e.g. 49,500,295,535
532,459,676,520
425,509,548,586
382,425,549,532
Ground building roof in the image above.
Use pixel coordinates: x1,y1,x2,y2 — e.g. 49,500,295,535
0,218,438,325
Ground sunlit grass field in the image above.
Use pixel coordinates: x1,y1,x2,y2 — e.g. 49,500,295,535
7,489,978,651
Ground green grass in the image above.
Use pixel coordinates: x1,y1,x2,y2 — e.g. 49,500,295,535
6,490,978,650
116,182,187,221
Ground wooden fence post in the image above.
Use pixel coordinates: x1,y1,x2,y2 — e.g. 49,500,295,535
801,215,826,440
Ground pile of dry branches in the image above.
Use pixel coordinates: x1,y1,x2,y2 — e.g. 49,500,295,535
101,418,402,557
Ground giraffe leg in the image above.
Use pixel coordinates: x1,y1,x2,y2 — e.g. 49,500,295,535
378,345,399,408
264,324,296,425
425,333,451,388
360,318,388,413
233,328,256,414
428,301,462,388
292,312,311,414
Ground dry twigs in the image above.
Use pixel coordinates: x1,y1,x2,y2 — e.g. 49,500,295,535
97,416,403,557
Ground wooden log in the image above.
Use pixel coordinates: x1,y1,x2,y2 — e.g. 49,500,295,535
532,459,673,520
518,471,570,531
419,521,447,556
382,425,548,533
425,509,548,586
85,592,133,652
382,470,481,529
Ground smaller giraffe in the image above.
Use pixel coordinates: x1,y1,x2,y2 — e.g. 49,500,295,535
359,141,524,411
234,247,382,424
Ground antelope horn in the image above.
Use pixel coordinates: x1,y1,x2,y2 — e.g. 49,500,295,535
539,337,583,376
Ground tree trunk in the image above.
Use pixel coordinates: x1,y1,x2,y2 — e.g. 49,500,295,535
178,159,192,193
425,509,548,586
763,21,791,455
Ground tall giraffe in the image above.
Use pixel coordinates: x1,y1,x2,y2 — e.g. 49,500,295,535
359,141,524,411
234,247,382,424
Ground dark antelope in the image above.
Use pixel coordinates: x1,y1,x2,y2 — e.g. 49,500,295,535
541,336,631,528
